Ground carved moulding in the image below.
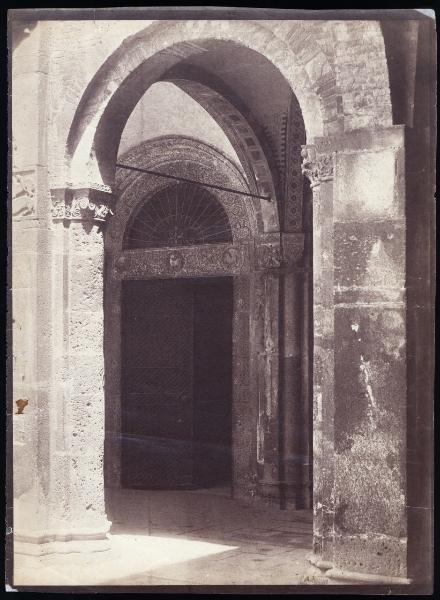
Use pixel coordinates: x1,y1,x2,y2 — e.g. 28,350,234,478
301,145,335,188
51,187,114,223
111,242,251,280
107,136,259,253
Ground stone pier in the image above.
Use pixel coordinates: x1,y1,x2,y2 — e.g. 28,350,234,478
305,126,412,584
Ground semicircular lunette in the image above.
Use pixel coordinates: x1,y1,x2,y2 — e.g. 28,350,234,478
123,181,233,250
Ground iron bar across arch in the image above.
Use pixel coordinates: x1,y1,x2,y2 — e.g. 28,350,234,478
116,162,272,202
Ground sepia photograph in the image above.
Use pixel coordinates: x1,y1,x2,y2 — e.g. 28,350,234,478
6,7,436,593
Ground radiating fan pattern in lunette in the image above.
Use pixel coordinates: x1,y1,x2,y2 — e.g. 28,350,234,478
124,182,233,249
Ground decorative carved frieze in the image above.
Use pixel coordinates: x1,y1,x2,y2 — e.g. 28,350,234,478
301,145,335,188
261,99,305,232
12,170,36,219
111,242,251,280
51,188,114,222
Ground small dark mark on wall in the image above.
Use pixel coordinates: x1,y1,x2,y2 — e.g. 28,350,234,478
15,399,28,415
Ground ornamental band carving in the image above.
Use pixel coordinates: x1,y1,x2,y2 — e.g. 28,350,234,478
255,234,305,270
112,242,251,280
51,189,114,222
256,243,282,270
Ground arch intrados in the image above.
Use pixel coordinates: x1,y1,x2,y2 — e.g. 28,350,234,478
116,77,281,205
67,22,321,160
163,76,284,194
98,74,281,230
95,77,278,203
66,23,322,207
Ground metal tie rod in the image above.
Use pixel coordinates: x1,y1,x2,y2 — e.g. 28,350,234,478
116,162,272,202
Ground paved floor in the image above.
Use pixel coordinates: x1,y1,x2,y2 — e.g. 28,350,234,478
14,487,314,586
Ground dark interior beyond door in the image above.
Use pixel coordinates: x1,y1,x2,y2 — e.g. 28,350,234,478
121,277,233,489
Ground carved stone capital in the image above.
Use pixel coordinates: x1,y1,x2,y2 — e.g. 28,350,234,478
51,188,114,223
66,181,113,195
301,145,335,188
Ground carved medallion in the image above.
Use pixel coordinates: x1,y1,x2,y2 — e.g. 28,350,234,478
114,255,129,273
168,251,184,272
222,247,241,269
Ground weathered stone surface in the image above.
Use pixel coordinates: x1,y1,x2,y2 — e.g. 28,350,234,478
333,533,407,579
335,149,403,221
334,221,405,304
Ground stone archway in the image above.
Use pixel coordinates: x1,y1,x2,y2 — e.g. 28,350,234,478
39,30,313,554
52,26,315,523
64,21,327,190
14,16,414,586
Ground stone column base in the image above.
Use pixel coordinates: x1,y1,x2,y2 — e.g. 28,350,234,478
307,552,333,571
14,522,112,556
306,554,412,585
302,555,333,584
325,567,412,585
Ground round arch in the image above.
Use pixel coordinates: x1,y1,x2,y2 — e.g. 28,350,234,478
64,20,320,236
106,135,262,251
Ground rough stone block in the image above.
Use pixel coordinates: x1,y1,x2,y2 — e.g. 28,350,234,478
69,254,104,310
67,357,104,396
335,149,401,221
333,533,407,579
12,252,37,290
334,220,405,303
69,311,104,354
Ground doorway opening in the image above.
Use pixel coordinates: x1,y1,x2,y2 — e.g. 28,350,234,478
120,276,233,494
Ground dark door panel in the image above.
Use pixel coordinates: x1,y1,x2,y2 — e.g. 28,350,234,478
120,277,232,490
121,279,194,488
193,278,233,488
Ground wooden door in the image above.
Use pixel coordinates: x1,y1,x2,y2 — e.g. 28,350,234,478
121,279,194,488
193,278,233,487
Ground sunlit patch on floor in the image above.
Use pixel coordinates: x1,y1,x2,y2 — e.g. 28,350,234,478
14,534,238,586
